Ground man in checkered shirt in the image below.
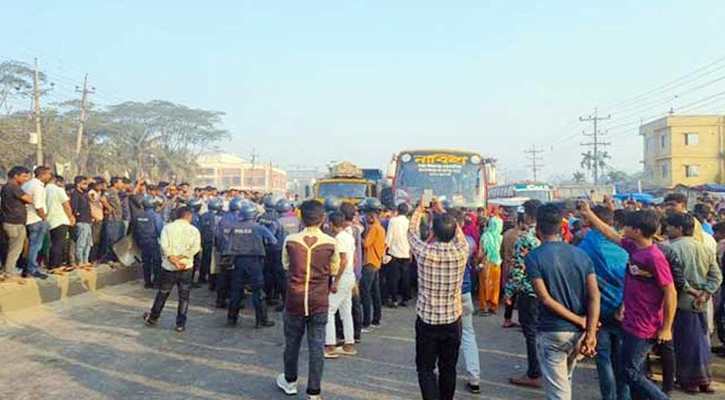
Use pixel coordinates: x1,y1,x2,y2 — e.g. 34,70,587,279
408,198,469,400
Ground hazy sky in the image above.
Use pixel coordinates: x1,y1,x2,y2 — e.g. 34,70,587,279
2,0,725,182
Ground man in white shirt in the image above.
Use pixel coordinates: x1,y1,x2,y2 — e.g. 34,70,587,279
143,207,201,332
324,212,358,359
46,175,76,270
22,166,53,279
384,203,411,307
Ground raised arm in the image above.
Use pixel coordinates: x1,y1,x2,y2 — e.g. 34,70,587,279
580,202,622,246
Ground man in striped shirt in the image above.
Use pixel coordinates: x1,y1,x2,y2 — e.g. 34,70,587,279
408,198,469,400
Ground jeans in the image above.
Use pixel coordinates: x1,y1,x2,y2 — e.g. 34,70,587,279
360,264,382,326
459,292,481,382
283,312,328,396
148,268,192,327
26,221,49,274
415,317,462,400
74,222,92,264
2,223,26,276
325,277,354,345
537,331,584,400
595,323,630,400
518,294,541,378
385,257,410,303
621,333,670,400
49,225,70,268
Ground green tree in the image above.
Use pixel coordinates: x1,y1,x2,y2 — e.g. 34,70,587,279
572,171,586,183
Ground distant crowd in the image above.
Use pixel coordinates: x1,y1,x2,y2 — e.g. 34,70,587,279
2,164,725,400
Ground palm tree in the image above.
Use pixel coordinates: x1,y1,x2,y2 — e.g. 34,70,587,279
572,171,586,183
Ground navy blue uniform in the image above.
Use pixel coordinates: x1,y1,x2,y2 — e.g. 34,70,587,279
259,210,286,303
132,209,163,287
199,210,219,284
220,216,277,324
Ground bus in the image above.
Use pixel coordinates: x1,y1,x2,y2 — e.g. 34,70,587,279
386,149,488,209
488,182,554,203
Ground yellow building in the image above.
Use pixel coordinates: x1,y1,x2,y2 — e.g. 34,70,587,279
195,153,287,195
641,115,725,188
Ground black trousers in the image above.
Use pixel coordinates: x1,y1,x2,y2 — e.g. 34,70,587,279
385,257,410,303
415,317,462,400
90,221,103,262
148,269,192,328
200,242,212,282
49,225,69,268
518,294,541,378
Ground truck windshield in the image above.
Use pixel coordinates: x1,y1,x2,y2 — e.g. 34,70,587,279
318,182,368,199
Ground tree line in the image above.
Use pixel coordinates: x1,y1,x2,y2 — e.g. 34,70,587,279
0,59,229,182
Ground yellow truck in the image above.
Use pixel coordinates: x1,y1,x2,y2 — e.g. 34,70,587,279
313,162,376,205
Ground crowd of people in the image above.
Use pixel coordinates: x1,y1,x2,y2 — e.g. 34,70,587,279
2,164,725,400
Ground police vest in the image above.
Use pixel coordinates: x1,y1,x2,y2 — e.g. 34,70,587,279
199,212,217,243
227,220,266,257
133,213,157,243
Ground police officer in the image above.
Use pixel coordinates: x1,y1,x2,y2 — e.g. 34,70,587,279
258,195,282,306
200,198,223,291
132,195,164,289
187,198,205,286
221,200,278,327
274,199,299,312
214,197,242,309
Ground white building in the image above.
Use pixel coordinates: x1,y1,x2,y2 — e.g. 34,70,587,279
196,153,287,195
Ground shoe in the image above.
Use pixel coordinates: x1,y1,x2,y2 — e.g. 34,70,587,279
31,271,48,280
275,304,285,312
142,313,157,327
227,318,238,327
398,301,408,307
509,375,542,389
371,321,382,328
467,381,481,394
337,345,358,356
324,350,339,359
21,270,28,278
354,337,361,344
700,384,715,394
191,282,202,289
255,303,276,328
361,326,374,333
276,373,298,395
144,282,154,289
307,395,322,400
175,325,186,333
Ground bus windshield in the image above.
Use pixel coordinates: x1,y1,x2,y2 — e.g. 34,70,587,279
516,189,552,202
394,152,484,207
317,182,368,199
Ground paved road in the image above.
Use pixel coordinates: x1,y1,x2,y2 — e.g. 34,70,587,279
0,281,713,400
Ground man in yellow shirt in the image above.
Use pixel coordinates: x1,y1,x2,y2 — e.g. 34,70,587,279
143,207,201,333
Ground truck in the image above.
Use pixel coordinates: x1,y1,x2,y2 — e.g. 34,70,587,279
313,161,377,204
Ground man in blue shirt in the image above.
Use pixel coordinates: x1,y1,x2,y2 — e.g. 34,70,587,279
527,203,600,400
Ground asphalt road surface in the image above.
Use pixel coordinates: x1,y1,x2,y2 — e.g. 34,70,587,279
0,281,716,400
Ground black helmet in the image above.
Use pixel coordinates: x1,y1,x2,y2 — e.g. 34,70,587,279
188,198,203,211
208,198,223,211
229,197,244,212
362,197,383,213
240,201,260,220
324,196,342,212
276,199,292,214
263,195,277,209
142,195,155,210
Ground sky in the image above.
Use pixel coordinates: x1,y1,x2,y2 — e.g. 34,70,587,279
2,0,725,183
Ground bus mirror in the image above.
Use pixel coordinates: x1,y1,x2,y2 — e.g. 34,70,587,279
305,185,311,198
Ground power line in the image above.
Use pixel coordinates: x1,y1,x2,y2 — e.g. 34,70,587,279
524,145,544,181
580,108,611,184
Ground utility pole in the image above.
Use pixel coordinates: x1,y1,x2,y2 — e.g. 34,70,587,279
524,145,544,181
74,74,94,174
33,58,43,166
580,108,611,184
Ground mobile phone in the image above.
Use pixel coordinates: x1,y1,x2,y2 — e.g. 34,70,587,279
422,189,433,208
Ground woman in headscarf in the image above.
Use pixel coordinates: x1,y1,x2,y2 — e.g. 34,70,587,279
478,215,503,315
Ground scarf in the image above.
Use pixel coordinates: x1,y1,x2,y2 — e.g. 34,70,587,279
481,216,503,266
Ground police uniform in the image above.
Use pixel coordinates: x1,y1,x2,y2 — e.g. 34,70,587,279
132,208,163,288
199,206,221,289
214,209,238,308
258,208,282,304
220,210,278,327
